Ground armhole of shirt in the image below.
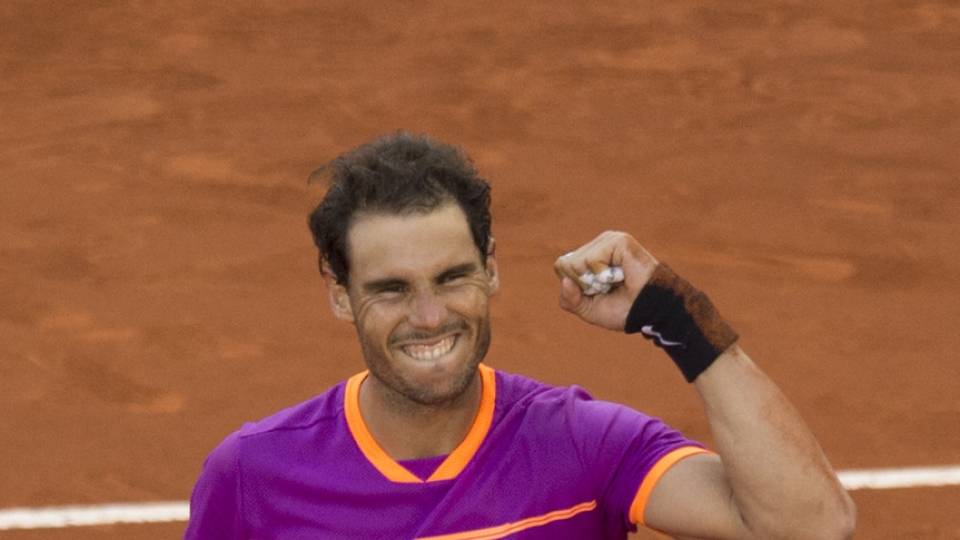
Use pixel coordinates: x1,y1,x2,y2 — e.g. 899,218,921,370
628,446,713,526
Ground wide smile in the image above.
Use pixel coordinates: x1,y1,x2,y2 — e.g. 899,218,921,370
398,334,460,362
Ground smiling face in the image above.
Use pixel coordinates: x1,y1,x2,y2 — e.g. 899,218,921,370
329,201,498,407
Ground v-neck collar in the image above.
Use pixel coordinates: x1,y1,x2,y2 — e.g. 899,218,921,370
343,364,496,483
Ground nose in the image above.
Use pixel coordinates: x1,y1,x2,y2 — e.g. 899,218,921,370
407,288,448,330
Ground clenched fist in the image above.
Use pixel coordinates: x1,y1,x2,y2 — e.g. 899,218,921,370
553,231,659,331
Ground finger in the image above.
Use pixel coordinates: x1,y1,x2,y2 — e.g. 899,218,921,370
594,266,624,284
582,283,601,296
578,271,597,291
553,251,574,280
582,282,611,296
554,251,590,284
583,238,623,276
577,265,624,296
559,257,614,295
586,259,610,275
559,276,585,311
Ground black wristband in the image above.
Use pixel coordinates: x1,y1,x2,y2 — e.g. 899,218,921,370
624,263,738,382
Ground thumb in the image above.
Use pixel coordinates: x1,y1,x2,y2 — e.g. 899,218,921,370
559,276,587,313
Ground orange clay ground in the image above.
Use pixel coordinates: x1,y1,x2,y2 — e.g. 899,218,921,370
2,2,959,538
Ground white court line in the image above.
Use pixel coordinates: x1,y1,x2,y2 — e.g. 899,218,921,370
837,465,960,490
0,502,188,530
1,466,959,530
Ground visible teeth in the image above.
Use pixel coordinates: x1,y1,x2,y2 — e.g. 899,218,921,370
402,336,456,360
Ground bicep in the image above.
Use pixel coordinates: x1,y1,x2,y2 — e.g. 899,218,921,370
643,454,750,540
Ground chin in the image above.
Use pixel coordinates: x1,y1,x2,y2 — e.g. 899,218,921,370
395,352,481,406
364,320,492,407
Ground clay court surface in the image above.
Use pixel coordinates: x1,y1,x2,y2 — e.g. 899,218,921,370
2,1,959,538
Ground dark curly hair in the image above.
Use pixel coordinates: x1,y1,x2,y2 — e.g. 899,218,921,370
307,132,492,286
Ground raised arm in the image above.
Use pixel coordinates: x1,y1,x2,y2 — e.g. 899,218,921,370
554,231,855,540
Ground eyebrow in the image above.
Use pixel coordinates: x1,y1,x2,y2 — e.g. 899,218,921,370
361,262,480,293
362,277,407,294
436,262,480,282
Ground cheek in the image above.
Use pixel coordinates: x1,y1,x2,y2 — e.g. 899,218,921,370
446,282,492,316
353,300,402,340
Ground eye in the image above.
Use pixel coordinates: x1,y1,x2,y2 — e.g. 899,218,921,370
440,272,469,284
380,284,407,294
370,282,407,295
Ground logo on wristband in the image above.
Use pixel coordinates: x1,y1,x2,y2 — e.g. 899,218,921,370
640,325,684,347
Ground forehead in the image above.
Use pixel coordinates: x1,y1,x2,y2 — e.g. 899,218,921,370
346,202,480,283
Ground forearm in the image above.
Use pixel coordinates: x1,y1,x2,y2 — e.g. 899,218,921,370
694,345,855,539
552,236,857,537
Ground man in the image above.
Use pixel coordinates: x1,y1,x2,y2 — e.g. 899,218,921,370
185,132,855,539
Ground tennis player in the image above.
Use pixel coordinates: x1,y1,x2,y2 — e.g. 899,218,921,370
185,132,855,539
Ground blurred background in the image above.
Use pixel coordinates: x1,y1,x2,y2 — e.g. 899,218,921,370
2,1,959,538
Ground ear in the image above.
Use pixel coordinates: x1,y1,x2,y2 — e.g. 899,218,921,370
321,261,355,322
484,237,499,295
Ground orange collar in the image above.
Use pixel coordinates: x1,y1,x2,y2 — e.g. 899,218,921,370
343,364,496,483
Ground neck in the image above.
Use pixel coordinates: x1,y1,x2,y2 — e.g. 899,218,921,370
358,371,483,460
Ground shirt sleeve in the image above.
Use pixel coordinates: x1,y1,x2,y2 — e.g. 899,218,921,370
563,387,709,531
183,431,247,540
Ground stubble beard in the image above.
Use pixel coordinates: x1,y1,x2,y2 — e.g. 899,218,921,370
359,316,492,410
